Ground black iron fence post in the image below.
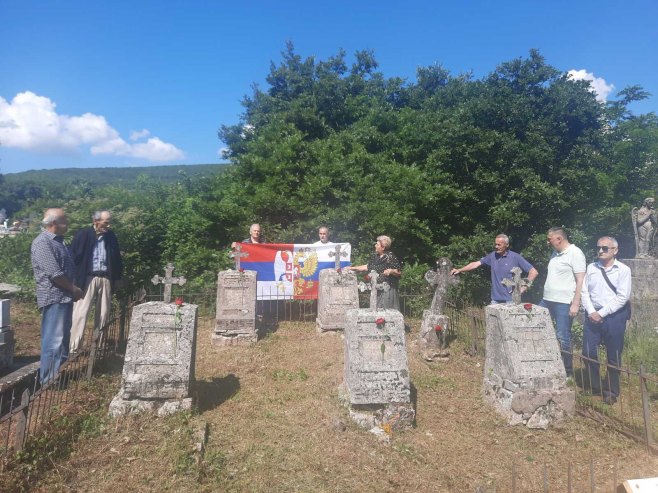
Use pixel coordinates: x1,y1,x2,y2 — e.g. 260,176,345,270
640,363,654,451
14,388,30,452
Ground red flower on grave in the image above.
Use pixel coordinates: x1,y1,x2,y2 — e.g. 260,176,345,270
336,267,342,273
239,268,244,273
364,274,371,282
175,297,184,306
375,317,386,328
434,325,443,332
523,303,533,311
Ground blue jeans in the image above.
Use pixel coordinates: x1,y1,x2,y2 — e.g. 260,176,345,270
40,302,72,384
582,306,628,398
540,300,573,375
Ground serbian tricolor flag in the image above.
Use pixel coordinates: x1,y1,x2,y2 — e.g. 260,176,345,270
239,243,352,300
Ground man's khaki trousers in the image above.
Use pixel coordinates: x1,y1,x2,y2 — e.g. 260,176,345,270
70,275,112,352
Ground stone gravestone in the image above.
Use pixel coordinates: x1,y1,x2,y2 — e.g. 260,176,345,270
316,245,359,333
419,258,458,361
357,271,390,310
213,270,258,345
483,303,575,429
151,263,187,303
109,300,198,417
0,299,14,372
340,309,415,432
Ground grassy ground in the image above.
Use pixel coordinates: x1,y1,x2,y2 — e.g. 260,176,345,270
5,315,654,493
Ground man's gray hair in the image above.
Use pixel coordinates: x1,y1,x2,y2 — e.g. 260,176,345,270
92,210,111,221
250,223,261,233
599,236,618,248
377,235,392,251
495,233,510,246
42,208,64,226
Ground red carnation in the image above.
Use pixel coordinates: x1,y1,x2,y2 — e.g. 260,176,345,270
523,303,533,311
336,267,342,273
239,268,244,273
375,317,385,326
364,274,371,282
434,325,443,332
175,297,184,306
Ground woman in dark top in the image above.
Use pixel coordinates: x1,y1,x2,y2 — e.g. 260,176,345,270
347,235,402,310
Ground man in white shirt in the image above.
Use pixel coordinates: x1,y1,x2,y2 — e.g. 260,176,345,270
540,227,587,377
313,226,332,245
581,236,631,405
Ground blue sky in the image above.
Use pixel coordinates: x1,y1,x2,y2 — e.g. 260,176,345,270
1,1,656,174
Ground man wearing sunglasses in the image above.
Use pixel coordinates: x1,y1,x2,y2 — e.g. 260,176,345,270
541,227,587,378
581,237,631,405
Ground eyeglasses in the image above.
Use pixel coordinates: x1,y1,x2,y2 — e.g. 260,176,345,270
597,245,614,252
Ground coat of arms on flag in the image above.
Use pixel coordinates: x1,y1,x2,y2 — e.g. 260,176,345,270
238,243,352,300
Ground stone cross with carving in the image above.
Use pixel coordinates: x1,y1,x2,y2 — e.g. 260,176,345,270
424,257,459,314
328,244,347,270
151,263,187,303
229,244,249,270
500,266,530,305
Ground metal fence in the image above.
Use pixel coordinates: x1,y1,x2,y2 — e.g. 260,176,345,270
444,302,658,454
0,291,141,454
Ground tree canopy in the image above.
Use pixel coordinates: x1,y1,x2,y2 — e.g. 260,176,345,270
2,46,657,303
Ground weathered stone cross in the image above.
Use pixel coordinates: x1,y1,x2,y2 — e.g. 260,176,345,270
328,244,347,270
151,263,187,303
501,266,530,305
229,244,249,270
369,271,390,310
424,257,459,314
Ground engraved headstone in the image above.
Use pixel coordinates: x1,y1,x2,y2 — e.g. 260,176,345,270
0,299,14,372
316,269,359,333
483,303,575,429
109,301,198,417
213,270,259,345
151,263,187,303
340,309,414,431
419,258,458,360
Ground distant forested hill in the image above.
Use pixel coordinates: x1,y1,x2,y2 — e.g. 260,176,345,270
3,163,227,187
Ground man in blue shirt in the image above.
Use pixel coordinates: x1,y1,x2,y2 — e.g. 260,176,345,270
31,208,83,383
450,234,538,303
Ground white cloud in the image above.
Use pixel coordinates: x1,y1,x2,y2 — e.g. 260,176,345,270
218,146,229,158
0,91,184,161
567,69,615,102
130,128,150,141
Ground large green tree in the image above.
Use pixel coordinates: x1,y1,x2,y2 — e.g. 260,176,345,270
217,45,657,301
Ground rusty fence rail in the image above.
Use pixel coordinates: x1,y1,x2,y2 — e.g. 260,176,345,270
0,291,140,455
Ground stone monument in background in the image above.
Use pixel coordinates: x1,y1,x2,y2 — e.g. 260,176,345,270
483,303,574,429
419,258,458,361
0,299,14,373
624,198,658,324
340,272,414,432
109,298,198,417
213,245,259,345
316,245,359,333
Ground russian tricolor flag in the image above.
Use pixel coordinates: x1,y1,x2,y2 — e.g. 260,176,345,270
239,243,352,300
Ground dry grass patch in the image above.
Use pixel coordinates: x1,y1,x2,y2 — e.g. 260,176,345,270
19,317,658,492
